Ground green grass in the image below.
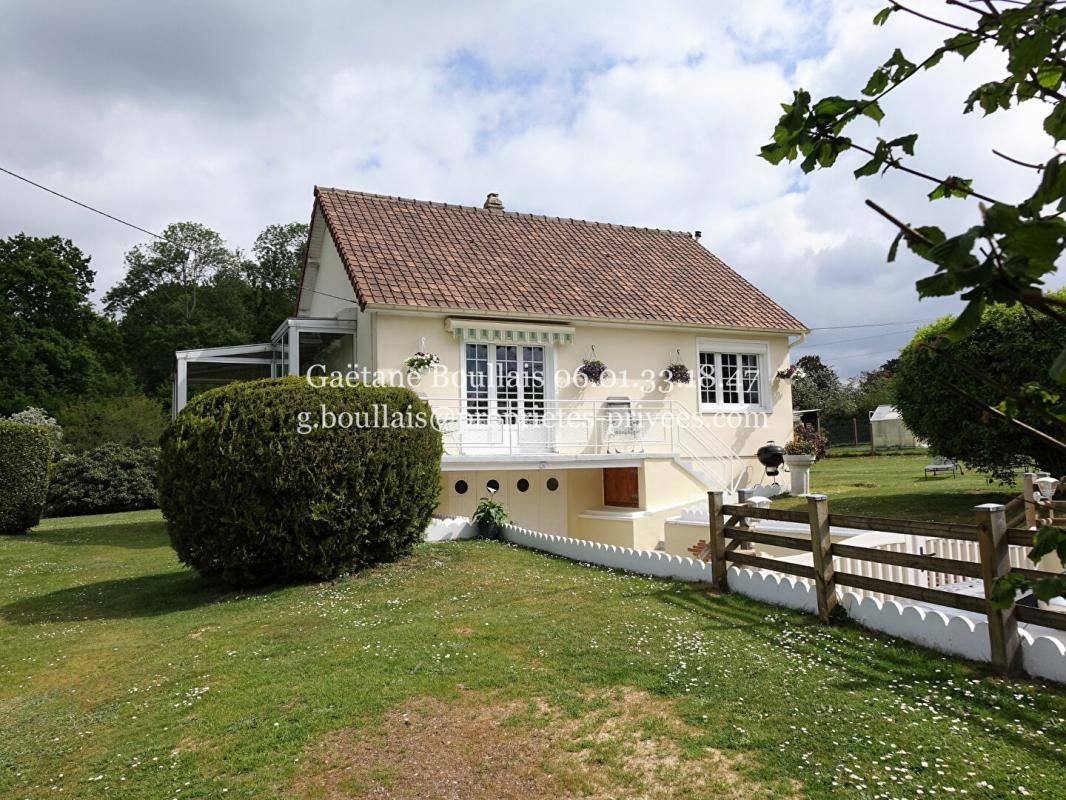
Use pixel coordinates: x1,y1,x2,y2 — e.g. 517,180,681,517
1,511,1065,798
772,454,1018,524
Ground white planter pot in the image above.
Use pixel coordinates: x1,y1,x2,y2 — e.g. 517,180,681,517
783,454,816,495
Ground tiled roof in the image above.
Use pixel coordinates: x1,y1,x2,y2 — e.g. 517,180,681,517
311,187,806,332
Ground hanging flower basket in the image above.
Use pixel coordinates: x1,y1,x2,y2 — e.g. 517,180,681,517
405,351,441,374
776,364,805,381
578,359,607,385
663,350,691,384
663,363,691,384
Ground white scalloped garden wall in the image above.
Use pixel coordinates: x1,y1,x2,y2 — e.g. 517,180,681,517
425,517,477,541
724,564,1066,683
501,523,714,582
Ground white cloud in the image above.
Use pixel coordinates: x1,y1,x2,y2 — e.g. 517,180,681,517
0,0,1057,377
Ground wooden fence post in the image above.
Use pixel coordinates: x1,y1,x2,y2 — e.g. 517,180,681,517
1023,473,1039,529
708,491,728,593
975,502,1023,677
806,494,837,623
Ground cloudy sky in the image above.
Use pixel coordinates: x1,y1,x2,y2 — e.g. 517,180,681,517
0,0,1054,378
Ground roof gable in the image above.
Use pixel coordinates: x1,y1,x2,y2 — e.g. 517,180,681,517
312,187,806,332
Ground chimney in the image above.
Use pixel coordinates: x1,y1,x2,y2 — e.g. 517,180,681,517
694,230,702,241
483,192,504,212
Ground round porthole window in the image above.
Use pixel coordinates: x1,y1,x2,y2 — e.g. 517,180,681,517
546,477,559,492
454,480,468,495
487,479,500,493
517,478,530,493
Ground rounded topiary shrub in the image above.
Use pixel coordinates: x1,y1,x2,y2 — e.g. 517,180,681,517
0,421,53,535
47,444,160,517
160,377,443,587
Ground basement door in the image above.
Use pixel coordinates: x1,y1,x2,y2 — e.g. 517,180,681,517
461,343,552,453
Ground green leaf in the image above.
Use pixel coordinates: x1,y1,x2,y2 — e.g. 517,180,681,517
1002,220,1066,263
927,227,979,267
854,154,883,178
890,133,918,156
1036,63,1064,90
983,203,1021,234
944,297,986,340
928,176,974,201
872,6,893,26
943,32,981,59
1008,30,1053,77
1044,101,1066,141
887,231,904,262
861,101,885,123
915,271,961,297
862,69,890,97
813,96,854,117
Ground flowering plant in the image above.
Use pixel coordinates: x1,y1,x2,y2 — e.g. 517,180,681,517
404,351,441,374
578,359,607,385
663,363,691,384
785,422,828,459
776,364,805,380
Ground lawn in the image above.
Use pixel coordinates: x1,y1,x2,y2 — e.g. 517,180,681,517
2,512,1066,799
772,454,1018,524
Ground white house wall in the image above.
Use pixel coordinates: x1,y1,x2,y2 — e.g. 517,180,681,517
374,309,794,478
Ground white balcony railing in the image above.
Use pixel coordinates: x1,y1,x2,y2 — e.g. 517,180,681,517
423,397,744,491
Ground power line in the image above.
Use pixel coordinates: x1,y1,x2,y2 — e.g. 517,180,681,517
795,325,923,350
806,317,938,331
0,163,358,306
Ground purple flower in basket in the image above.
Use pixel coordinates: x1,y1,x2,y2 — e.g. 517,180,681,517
663,363,691,384
578,358,607,385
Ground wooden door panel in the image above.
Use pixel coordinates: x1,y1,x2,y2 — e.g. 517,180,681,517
603,467,639,508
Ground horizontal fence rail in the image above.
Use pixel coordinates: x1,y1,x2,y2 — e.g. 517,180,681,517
705,479,1065,678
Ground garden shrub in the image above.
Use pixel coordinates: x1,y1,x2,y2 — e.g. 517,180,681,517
57,395,167,452
0,421,53,534
160,377,442,587
47,444,160,517
895,295,1066,482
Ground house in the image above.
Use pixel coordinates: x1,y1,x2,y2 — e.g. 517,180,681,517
174,188,807,549
869,404,920,450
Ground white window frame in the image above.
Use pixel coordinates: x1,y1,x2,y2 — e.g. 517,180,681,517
459,340,555,424
695,338,770,413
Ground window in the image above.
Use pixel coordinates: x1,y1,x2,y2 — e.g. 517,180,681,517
516,478,529,493
454,480,468,495
463,343,547,424
697,340,766,410
546,477,559,492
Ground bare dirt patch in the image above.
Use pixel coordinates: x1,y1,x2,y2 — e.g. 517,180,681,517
293,688,795,799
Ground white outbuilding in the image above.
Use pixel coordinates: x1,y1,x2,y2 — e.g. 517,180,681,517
869,404,920,450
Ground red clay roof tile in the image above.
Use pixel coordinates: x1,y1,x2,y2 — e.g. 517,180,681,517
313,187,806,332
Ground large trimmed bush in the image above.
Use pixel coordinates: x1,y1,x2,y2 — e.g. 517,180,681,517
895,295,1066,482
47,444,159,517
160,377,442,586
0,421,52,534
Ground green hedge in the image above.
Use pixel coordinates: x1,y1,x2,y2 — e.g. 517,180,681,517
160,377,442,587
47,444,159,517
0,421,53,534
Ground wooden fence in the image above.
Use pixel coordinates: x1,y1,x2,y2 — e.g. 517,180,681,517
703,472,1064,677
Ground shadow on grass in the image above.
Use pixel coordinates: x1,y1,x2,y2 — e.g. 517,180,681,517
650,583,1066,767
25,516,169,549
0,570,248,623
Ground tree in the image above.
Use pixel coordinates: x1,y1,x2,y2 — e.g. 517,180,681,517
0,234,130,414
851,358,898,417
103,222,237,319
761,0,1066,599
790,354,843,411
243,222,307,340
896,300,1066,482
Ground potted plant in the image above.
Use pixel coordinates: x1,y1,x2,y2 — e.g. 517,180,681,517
472,496,508,540
404,351,441,374
663,350,691,384
783,437,817,464
577,346,607,385
776,364,805,381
